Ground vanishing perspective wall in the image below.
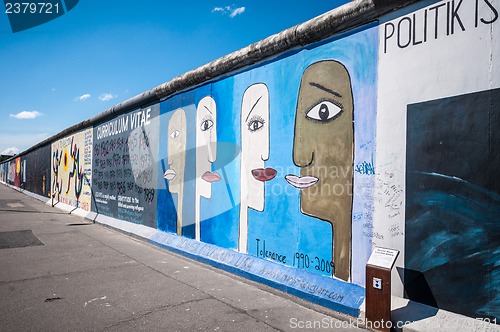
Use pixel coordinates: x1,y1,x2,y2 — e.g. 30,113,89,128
1,0,498,322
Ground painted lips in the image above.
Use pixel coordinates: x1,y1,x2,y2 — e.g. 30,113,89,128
202,171,221,183
163,169,176,180
285,175,319,189
251,168,277,182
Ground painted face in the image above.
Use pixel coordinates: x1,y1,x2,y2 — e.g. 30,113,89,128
165,108,186,193
287,60,354,223
241,83,275,211
196,96,220,199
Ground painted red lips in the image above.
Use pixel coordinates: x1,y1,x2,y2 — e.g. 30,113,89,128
251,168,277,182
202,171,221,183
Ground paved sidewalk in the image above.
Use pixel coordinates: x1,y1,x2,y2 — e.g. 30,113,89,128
0,184,367,332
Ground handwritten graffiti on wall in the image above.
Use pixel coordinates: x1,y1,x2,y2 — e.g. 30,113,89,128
51,128,93,211
92,106,159,227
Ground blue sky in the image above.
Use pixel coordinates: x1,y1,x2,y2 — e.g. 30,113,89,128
0,0,349,155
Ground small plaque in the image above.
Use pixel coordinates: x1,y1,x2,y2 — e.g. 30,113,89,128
367,247,399,270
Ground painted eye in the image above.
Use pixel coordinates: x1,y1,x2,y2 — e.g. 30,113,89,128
200,119,214,131
170,130,180,139
247,116,265,132
306,101,342,122
248,120,264,132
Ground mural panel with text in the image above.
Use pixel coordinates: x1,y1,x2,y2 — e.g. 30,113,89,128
92,104,160,227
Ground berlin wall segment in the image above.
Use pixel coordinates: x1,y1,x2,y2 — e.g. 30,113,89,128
1,0,499,324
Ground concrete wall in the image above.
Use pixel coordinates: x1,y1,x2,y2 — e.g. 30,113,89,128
1,0,498,322
377,0,500,321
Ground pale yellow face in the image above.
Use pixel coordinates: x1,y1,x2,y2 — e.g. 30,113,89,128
166,108,186,193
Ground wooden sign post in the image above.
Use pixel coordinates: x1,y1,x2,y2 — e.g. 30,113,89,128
365,247,399,332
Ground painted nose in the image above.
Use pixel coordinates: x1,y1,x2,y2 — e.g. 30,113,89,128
292,134,314,168
260,144,269,162
208,141,216,163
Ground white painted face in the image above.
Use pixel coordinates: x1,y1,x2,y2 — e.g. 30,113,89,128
196,96,219,199
165,108,186,194
241,83,273,211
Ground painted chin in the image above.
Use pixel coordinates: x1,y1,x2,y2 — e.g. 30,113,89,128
202,171,221,183
285,175,319,189
164,169,176,181
251,168,277,182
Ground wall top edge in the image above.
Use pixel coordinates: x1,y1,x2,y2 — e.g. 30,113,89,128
5,0,420,161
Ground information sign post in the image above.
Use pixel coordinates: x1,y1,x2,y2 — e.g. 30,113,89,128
365,247,399,332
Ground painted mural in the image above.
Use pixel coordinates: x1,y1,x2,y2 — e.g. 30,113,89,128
14,157,21,187
157,25,378,283
0,162,6,183
406,89,500,320
0,145,51,197
286,61,354,281
91,105,160,227
21,145,51,197
239,83,273,253
51,128,93,211
4,157,22,187
7,159,15,185
0,0,498,323
165,108,187,235
157,86,239,243
195,96,220,241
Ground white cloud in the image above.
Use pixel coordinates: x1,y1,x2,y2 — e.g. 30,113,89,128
76,93,91,101
212,5,245,18
1,147,19,155
230,7,245,17
0,133,51,155
99,93,116,102
9,111,42,119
